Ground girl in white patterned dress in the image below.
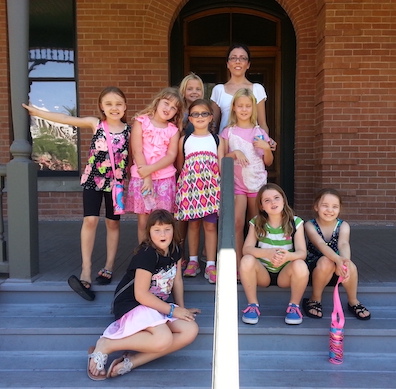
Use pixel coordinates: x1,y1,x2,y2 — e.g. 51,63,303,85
175,99,224,284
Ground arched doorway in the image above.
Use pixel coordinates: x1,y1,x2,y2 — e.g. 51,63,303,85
170,0,296,203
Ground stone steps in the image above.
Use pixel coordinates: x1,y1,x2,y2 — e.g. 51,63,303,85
0,281,395,388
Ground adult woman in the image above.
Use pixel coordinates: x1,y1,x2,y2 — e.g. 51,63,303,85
210,43,274,148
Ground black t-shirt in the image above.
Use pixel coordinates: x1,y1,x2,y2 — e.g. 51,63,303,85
113,244,181,320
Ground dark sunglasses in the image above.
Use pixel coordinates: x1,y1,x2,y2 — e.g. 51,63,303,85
189,111,211,118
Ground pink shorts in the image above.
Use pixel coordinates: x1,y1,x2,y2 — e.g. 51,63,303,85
235,190,258,198
125,176,176,214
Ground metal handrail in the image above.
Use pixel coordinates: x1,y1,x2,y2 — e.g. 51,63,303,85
212,157,239,388
0,164,7,269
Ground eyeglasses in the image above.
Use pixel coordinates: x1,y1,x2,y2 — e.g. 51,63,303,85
189,111,211,118
228,56,249,63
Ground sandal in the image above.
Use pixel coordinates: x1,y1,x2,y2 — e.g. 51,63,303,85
348,303,371,320
87,346,108,381
67,275,95,301
107,353,133,378
96,268,113,285
302,298,323,319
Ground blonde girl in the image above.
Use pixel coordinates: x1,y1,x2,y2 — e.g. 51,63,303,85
222,88,273,276
240,183,308,325
126,87,184,243
179,72,204,111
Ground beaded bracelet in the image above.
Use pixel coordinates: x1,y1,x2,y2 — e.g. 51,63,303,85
167,303,175,318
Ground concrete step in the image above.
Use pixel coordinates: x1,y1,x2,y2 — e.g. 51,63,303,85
0,350,395,388
2,280,396,304
1,282,396,388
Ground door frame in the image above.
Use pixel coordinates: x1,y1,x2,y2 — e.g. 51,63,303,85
170,3,296,203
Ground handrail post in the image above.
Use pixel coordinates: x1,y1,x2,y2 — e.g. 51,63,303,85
6,0,39,280
0,164,7,272
212,157,239,389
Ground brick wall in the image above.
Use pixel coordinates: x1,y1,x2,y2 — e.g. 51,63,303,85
278,0,396,222
314,0,396,222
1,0,396,222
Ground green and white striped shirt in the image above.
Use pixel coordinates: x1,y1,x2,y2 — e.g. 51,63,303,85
251,216,304,273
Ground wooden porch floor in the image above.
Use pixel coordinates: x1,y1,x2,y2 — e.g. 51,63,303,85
20,219,395,285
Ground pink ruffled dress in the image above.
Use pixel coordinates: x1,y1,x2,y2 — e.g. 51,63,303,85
126,115,178,214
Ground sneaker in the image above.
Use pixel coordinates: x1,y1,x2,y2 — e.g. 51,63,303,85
285,303,303,325
183,261,200,277
204,265,216,284
242,303,260,324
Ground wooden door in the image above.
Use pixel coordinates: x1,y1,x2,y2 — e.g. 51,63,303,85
187,52,280,184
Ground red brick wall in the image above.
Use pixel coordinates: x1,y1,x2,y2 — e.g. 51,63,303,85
278,0,396,222
2,0,396,222
314,0,396,222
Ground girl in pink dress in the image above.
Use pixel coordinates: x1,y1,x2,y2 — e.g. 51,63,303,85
126,87,184,243
221,88,274,276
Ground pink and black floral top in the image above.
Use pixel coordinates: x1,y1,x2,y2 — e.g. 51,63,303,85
80,120,131,191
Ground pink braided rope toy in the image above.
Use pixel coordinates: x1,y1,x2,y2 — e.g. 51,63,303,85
329,271,346,364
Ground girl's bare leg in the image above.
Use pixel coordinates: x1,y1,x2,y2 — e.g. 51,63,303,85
137,213,149,244
203,220,217,262
234,195,247,270
89,320,198,377
278,260,309,305
246,196,258,222
240,254,271,304
187,220,201,257
310,257,335,303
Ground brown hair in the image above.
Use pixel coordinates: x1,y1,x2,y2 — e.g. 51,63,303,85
97,86,127,122
313,188,343,215
254,183,295,239
227,43,251,62
137,209,180,256
188,99,214,133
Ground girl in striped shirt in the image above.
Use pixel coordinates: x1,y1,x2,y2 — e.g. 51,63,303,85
239,183,309,325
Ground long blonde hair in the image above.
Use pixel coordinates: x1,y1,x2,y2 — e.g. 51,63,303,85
227,88,258,128
254,183,295,239
135,87,184,131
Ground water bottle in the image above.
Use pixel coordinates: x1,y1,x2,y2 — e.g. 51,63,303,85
142,190,156,211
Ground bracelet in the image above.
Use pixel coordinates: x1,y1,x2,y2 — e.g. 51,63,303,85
167,303,175,318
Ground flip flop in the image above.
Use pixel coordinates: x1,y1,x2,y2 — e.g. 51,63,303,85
87,346,108,381
68,275,95,301
302,298,323,319
107,353,133,378
348,303,371,320
96,268,113,285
